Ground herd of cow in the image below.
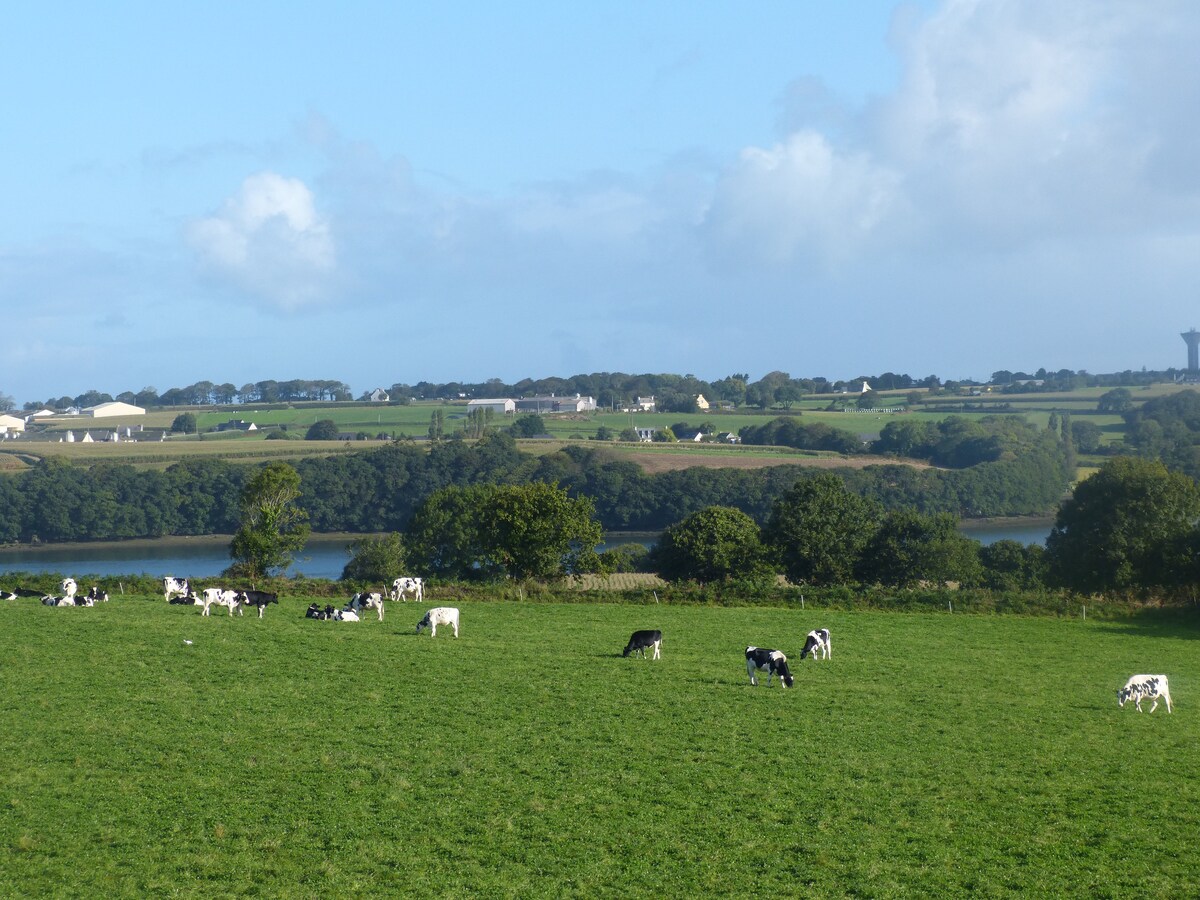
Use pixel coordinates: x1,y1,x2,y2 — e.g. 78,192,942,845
4,576,1173,706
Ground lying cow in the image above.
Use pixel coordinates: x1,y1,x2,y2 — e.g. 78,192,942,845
85,586,109,604
416,606,459,638
391,576,424,602
41,595,75,607
800,628,831,661
163,576,191,603
623,629,662,659
240,589,278,619
333,608,360,622
746,646,794,688
201,588,243,617
1117,674,1173,714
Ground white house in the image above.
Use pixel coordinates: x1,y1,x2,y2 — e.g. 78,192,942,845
86,401,145,418
695,394,710,411
467,398,516,414
0,414,25,433
25,409,57,421
635,427,657,442
367,388,390,402
632,396,656,412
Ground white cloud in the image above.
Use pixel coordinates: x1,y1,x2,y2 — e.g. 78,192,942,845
701,130,903,268
187,172,335,310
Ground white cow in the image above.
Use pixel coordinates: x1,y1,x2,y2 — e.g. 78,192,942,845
1117,674,1173,713
163,576,191,603
61,578,78,603
800,628,831,661
333,608,360,622
391,576,424,602
201,588,244,617
416,606,459,638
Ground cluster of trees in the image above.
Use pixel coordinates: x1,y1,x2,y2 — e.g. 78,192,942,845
738,418,864,453
1121,390,1200,480
358,457,1198,599
646,457,1200,597
23,379,353,411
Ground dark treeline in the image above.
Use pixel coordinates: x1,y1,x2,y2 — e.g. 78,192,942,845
0,432,1069,545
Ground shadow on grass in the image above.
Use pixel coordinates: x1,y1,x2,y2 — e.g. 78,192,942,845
1093,607,1200,639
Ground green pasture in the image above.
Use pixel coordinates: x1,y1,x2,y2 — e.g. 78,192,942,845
2,598,1196,897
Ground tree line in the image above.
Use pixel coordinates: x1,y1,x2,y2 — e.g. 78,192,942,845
0,430,1069,546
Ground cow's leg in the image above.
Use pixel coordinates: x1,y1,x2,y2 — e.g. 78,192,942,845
1148,697,1159,713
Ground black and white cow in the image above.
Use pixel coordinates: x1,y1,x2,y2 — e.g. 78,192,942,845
305,603,339,620
61,578,78,603
350,592,386,619
623,629,663,659
41,594,74,607
390,576,424,602
1117,674,1173,713
163,576,191,603
333,608,360,622
240,589,279,619
746,646,794,688
201,588,243,616
799,628,831,661
416,606,459,638
85,586,109,604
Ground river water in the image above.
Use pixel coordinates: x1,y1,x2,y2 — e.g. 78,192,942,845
0,520,1054,581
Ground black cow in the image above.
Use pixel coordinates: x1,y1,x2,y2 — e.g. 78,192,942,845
746,646,794,688
623,629,663,659
240,590,278,619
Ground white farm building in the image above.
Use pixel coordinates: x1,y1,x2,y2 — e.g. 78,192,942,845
85,401,146,418
467,398,517,414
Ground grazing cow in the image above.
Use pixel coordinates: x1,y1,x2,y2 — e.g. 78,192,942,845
163,576,191,603
800,628,831,661
623,629,663,659
61,578,78,602
391,576,425,602
240,590,279,619
201,588,243,617
1117,674,1173,714
746,646,794,688
416,606,459,638
350,592,385,621
86,586,108,604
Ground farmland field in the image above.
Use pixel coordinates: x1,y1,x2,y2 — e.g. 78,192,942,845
2,598,1196,897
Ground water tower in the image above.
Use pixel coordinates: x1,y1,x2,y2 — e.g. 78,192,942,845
1184,329,1200,372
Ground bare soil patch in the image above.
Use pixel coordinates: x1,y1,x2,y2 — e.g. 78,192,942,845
618,450,931,475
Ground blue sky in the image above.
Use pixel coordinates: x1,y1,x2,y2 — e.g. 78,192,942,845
4,1,1199,404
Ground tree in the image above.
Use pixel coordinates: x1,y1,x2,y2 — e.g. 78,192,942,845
1046,457,1200,592
1070,420,1104,454
594,425,614,441
341,532,407,583
979,540,1046,591
763,473,882,586
171,413,197,434
406,482,602,580
855,510,981,588
228,463,311,580
305,419,339,440
651,506,769,583
1097,387,1133,414
508,414,547,438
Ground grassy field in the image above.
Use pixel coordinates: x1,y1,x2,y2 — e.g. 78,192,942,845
1,597,1196,897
